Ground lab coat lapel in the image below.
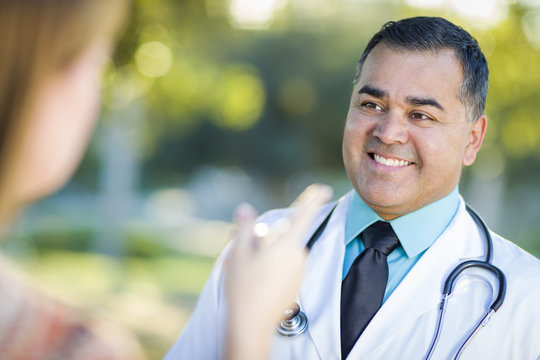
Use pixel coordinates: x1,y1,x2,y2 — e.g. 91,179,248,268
299,194,352,360
347,199,485,359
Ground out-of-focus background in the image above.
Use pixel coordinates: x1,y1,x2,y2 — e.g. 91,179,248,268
3,0,540,358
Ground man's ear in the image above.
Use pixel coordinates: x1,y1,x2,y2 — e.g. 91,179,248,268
463,114,488,166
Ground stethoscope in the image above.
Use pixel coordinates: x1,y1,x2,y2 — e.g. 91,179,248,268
275,203,507,360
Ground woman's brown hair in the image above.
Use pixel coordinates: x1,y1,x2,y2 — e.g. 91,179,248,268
0,0,128,221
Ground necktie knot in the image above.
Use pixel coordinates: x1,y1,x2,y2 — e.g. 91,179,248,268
361,221,399,256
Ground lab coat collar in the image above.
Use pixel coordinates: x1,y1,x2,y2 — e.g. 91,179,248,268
347,196,486,358
299,193,351,360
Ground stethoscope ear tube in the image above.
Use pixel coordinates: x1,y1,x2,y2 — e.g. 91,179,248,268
443,260,507,311
465,205,493,263
305,203,337,251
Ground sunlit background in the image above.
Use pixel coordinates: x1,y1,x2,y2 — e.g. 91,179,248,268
3,0,540,357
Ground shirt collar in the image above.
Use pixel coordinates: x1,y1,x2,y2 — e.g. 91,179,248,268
344,187,460,259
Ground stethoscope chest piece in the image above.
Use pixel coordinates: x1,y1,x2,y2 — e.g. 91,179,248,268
276,302,308,337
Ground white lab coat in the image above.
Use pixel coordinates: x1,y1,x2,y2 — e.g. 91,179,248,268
165,191,540,359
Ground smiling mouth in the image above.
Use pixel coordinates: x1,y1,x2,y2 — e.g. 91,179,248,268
369,153,412,167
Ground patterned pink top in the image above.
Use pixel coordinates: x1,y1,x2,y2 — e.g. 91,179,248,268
0,256,145,359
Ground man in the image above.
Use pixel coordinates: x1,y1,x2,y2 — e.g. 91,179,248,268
166,17,540,359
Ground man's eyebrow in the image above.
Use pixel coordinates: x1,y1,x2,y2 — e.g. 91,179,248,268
406,96,445,111
358,85,445,111
358,85,387,98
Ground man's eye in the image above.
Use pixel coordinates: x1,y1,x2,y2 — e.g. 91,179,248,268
363,102,382,111
410,112,433,121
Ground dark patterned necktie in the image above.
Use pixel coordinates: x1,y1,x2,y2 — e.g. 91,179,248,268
340,221,400,359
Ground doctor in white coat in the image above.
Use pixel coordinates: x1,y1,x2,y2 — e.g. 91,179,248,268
166,16,540,359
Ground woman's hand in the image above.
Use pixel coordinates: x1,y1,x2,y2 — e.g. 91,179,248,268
224,184,332,360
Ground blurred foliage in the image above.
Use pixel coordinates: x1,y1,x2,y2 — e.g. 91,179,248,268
483,5,540,182
25,227,94,253
94,0,540,190
8,224,165,258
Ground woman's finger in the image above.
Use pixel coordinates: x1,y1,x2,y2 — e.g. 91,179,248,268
232,202,258,253
286,184,333,243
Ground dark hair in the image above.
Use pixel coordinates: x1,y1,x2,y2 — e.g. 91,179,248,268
354,16,488,121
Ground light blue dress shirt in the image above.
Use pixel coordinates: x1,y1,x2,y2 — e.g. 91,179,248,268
343,187,460,303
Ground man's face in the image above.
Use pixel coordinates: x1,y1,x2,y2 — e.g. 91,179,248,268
342,43,486,220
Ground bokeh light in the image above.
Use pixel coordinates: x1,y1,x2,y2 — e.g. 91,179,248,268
135,41,173,78
228,0,287,29
212,65,266,130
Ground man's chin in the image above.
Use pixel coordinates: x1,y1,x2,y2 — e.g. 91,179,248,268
357,192,412,220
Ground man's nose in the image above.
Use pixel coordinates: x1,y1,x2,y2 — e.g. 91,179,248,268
372,110,408,144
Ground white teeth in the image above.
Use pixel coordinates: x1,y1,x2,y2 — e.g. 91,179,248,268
373,154,410,167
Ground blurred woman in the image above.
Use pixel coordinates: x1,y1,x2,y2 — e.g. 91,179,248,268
0,0,331,359
0,0,145,358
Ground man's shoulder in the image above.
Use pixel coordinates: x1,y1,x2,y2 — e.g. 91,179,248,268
492,232,540,279
489,232,540,331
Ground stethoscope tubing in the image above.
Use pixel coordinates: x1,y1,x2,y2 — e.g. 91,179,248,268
443,259,506,311
465,205,493,263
